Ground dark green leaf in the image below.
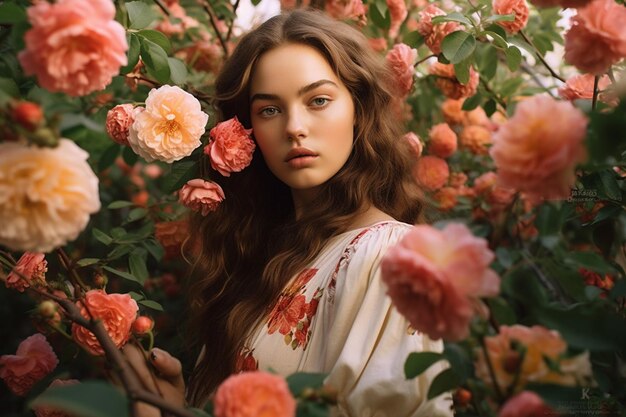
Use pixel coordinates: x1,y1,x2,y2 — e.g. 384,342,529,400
431,12,472,26
122,144,139,166
479,45,498,80
501,264,548,306
163,160,199,193
369,3,391,30
137,29,172,54
77,258,100,267
140,39,170,84
93,228,113,246
98,144,120,172
485,14,515,23
142,239,165,262
120,33,140,75
505,45,522,72
427,368,459,399
404,352,443,379
129,249,149,284
128,291,145,301
484,99,497,116
286,372,327,396
127,208,148,222
30,381,130,417
441,31,476,64
107,244,135,260
0,2,27,24
535,203,560,236
453,58,471,84
595,170,621,201
108,201,134,209
500,76,523,97
403,31,425,49
442,343,472,382
462,93,482,111
126,1,157,30
296,402,330,417
486,297,517,325
485,30,508,49
168,57,188,85
564,251,615,275
138,299,164,311
102,266,140,283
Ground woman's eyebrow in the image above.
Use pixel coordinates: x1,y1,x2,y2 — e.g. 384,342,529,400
250,79,338,104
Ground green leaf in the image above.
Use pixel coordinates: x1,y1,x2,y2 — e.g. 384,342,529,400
483,99,497,116
427,368,459,399
120,33,140,75
403,31,425,49
595,170,621,201
137,29,172,54
140,39,170,84
404,352,443,379
505,45,522,72
138,299,164,311
30,380,130,417
77,258,100,267
126,1,157,30
479,45,498,80
500,76,524,97
122,145,139,166
431,12,472,26
442,343,472,382
501,265,548,306
127,208,148,222
535,203,561,236
0,77,19,105
102,266,140,283
453,58,471,84
286,372,327,396
0,2,27,24
129,249,149,284
167,57,188,85
462,93,482,111
485,30,508,49
485,14,515,23
441,31,476,64
93,228,114,246
107,244,135,260
564,251,615,275
128,291,145,301
142,239,165,262
369,3,391,30
163,160,199,193
108,201,134,209
98,144,120,172
486,297,517,325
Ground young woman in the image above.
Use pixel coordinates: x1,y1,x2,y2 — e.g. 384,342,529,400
126,9,452,417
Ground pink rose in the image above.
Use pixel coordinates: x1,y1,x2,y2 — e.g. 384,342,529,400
105,104,140,146
430,62,479,99
564,0,626,74
155,1,199,37
387,0,408,38
0,334,58,396
490,95,588,200
492,0,529,34
368,37,388,52
428,123,458,158
6,252,47,292
34,379,81,417
18,0,127,97
416,4,461,55
205,117,256,176
325,0,367,24
530,0,592,7
404,132,424,158
71,290,138,356
386,43,418,97
178,179,225,216
498,391,555,417
413,155,450,191
214,371,296,417
381,223,500,341
558,73,611,101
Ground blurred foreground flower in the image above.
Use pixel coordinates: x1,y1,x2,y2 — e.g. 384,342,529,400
205,117,255,176
0,140,101,252
498,391,556,417
381,223,500,341
0,334,58,396
6,252,47,292
34,379,80,417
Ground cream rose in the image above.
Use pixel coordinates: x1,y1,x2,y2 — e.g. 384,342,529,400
0,140,101,252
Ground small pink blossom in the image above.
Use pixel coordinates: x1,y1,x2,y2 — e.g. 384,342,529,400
387,0,408,38
155,1,199,37
105,104,140,146
0,334,58,396
386,43,417,97
6,252,47,292
325,0,367,24
381,223,500,341
558,73,611,101
178,179,225,216
416,4,461,54
492,0,529,34
404,132,424,158
204,117,255,176
498,391,555,417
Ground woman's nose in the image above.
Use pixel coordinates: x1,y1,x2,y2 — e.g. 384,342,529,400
285,108,308,142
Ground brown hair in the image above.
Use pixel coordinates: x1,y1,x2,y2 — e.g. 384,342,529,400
186,8,422,404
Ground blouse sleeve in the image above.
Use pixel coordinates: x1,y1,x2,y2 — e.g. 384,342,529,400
323,224,453,417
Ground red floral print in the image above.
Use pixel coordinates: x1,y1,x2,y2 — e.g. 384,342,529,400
267,294,307,335
235,347,259,372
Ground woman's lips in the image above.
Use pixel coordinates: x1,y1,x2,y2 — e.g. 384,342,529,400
285,147,318,168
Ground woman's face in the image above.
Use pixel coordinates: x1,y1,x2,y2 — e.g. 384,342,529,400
249,43,356,200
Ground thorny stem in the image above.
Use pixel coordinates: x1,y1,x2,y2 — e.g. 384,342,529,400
57,248,89,293
592,75,599,111
198,0,229,58
225,0,240,43
519,30,565,83
479,335,504,402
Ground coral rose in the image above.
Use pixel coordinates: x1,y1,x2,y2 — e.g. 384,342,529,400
71,290,138,356
0,334,58,396
34,379,81,417
325,0,367,24
6,252,47,293
564,0,626,74
0,139,101,252
129,85,209,163
475,325,593,393
387,0,408,38
106,104,141,146
205,117,256,176
460,125,492,155
178,179,225,216
434,187,458,211
416,4,461,55
428,123,458,158
381,223,500,341
18,0,127,97
368,37,388,52
214,371,296,417
386,43,418,97
490,95,588,200
430,62,479,99
558,73,611,101
441,98,465,125
414,155,450,191
404,132,424,158
474,172,515,207
492,0,529,34
155,219,190,260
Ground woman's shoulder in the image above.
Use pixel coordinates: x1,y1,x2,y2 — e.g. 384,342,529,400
343,220,413,250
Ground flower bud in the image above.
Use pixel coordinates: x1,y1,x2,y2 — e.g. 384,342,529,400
453,388,472,408
93,273,107,288
11,101,44,131
29,127,59,148
38,300,58,318
132,316,154,335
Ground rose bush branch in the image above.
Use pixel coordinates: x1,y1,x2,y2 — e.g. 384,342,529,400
197,0,229,57
519,30,565,83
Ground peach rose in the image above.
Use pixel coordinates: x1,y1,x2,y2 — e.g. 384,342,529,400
414,155,450,191
498,391,555,417
34,379,81,417
473,172,515,207
464,106,495,130
416,4,461,55
386,43,418,97
387,0,408,38
18,0,127,97
155,219,190,260
428,123,458,158
214,371,296,417
6,252,47,293
368,37,388,52
558,73,611,101
460,125,492,155
475,325,593,393
381,223,500,341
129,85,209,163
0,140,101,252
404,132,424,158
490,95,588,200
564,0,626,74
205,117,255,176
430,62,479,99
178,179,225,216
71,290,138,356
492,0,529,34
449,172,468,188
105,104,141,146
441,98,465,125
0,334,58,396
325,0,367,24
434,186,458,211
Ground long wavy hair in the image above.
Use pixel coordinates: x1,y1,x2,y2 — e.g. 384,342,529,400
186,9,422,404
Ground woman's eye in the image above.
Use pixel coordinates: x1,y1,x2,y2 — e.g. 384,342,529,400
260,107,279,117
311,97,329,107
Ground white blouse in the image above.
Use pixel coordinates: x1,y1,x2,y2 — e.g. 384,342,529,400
238,221,453,417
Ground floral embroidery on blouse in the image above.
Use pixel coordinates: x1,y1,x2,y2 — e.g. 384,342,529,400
235,347,259,372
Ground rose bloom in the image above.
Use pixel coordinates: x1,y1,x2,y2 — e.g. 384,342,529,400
6,252,47,292
430,62,479,99
387,0,408,38
0,334,58,396
105,104,140,146
325,0,367,24
498,391,555,417
155,1,199,37
34,379,81,417
473,172,515,207
381,223,500,341
0,139,101,252
428,123,458,158
416,4,461,55
434,187,458,211
475,325,593,393
490,95,588,200
530,0,591,7
459,125,492,155
564,0,626,75
18,0,127,97
177,38,223,74
178,179,225,216
449,172,468,188
368,37,388,52
129,85,209,163
386,43,418,97
214,371,296,417
205,117,256,176
155,219,190,259
414,155,450,191
404,132,424,158
492,0,529,34
441,98,465,125
72,290,138,356
558,73,611,101
464,106,495,130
